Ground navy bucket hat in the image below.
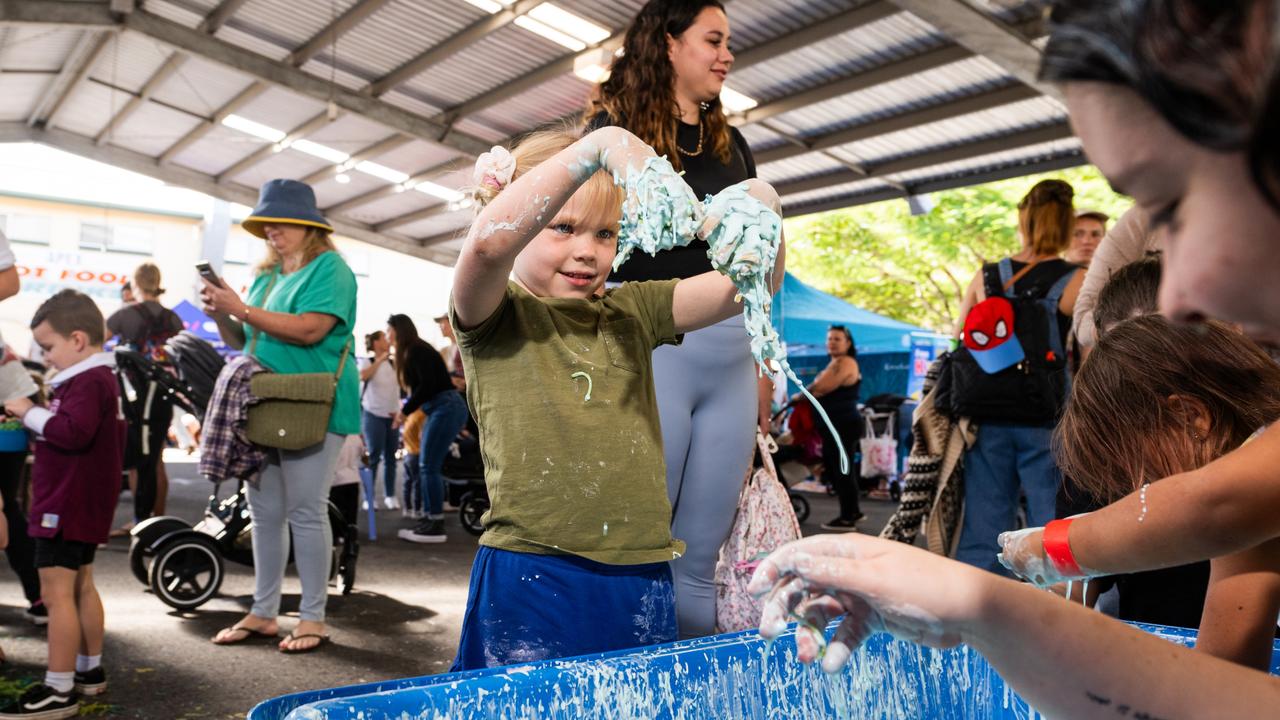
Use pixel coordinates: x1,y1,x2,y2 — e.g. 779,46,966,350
242,178,334,239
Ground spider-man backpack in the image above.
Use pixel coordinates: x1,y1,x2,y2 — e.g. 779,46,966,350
939,258,1078,424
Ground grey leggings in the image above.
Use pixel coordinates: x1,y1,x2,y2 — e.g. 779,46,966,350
248,433,344,622
657,315,757,638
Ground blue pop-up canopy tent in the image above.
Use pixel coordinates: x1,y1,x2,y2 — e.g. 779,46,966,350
771,273,948,399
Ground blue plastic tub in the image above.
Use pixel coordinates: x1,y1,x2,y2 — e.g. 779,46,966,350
249,622,1280,719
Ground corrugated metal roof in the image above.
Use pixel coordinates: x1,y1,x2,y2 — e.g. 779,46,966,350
330,0,481,80
0,73,51,121
108,100,204,156
2,26,83,72
344,188,441,225
5,0,1083,263
151,56,256,117
469,74,591,139
401,23,565,110
231,0,361,52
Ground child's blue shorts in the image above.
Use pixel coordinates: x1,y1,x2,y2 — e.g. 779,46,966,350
451,545,677,671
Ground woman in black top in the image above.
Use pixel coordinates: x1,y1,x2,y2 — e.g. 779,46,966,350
800,326,864,530
386,314,466,544
106,262,183,525
584,0,759,638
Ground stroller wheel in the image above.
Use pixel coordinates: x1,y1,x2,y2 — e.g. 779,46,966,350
789,492,810,524
128,537,151,585
459,492,488,537
149,535,223,611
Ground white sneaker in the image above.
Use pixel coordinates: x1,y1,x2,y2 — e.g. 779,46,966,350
362,499,370,511
384,496,401,511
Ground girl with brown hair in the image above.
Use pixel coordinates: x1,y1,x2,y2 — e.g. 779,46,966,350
952,179,1085,574
585,0,760,640
1056,315,1280,668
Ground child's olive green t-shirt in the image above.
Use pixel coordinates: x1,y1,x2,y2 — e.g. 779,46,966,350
452,280,686,565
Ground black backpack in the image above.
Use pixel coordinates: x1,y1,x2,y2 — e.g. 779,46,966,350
936,258,1077,424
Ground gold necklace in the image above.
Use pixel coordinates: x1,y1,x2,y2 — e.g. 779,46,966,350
677,115,704,157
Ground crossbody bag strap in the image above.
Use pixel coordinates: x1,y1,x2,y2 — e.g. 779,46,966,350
334,338,352,381
247,269,280,359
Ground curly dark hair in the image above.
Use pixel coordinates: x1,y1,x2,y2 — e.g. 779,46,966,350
585,0,732,172
1041,0,1280,209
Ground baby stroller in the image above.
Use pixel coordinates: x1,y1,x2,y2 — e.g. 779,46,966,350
443,431,487,536
129,481,359,610
117,346,359,610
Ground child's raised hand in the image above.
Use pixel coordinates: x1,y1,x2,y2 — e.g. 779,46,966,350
3,397,33,419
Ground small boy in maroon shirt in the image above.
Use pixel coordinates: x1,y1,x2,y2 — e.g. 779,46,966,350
2,290,125,719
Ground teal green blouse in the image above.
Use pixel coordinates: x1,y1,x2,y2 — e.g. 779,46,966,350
244,251,359,436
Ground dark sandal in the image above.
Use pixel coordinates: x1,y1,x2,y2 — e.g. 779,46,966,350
279,632,331,654
212,625,278,645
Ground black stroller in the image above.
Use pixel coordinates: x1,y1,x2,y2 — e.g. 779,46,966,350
129,483,359,610
443,430,487,536
117,340,359,610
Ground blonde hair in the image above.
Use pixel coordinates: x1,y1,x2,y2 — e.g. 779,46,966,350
132,262,164,297
471,129,624,218
254,226,337,274
1017,179,1075,256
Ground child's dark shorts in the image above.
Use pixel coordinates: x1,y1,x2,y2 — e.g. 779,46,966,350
33,535,97,570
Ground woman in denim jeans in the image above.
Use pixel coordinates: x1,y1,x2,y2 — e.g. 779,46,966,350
386,314,467,543
358,330,401,511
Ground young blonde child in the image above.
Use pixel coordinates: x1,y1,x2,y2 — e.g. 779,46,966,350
1,290,126,719
448,125,783,669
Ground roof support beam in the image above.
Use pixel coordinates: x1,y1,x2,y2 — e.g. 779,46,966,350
158,81,266,164
95,0,255,146
732,45,971,127
94,51,184,145
754,83,1040,165
373,201,455,233
785,151,1084,217
369,0,539,97
0,121,458,264
419,229,466,248
299,133,412,186
730,1,898,69
215,110,331,183
28,29,112,129
321,158,460,215
771,122,1073,197
884,0,1060,101
287,0,391,66
7,2,494,156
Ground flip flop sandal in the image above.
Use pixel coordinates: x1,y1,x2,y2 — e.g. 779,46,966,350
212,625,279,645
279,632,331,654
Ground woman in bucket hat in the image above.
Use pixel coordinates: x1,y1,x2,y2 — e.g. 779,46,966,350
201,179,358,654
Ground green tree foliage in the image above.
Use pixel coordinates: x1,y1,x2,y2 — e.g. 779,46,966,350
783,166,1133,334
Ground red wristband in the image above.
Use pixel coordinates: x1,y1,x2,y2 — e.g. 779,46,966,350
1042,518,1083,577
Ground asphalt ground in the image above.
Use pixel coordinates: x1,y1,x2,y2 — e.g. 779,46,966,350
0,452,898,719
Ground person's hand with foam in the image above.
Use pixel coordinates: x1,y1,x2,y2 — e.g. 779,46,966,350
748,534,988,673
997,518,1099,588
585,127,704,270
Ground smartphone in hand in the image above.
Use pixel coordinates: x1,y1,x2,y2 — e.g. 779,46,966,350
196,261,225,289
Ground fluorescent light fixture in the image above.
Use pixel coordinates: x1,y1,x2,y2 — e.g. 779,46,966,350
719,86,758,113
528,3,610,44
460,0,509,13
414,181,466,203
355,161,410,184
335,173,351,184
514,15,586,51
573,47,612,83
221,114,286,143
291,139,349,164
